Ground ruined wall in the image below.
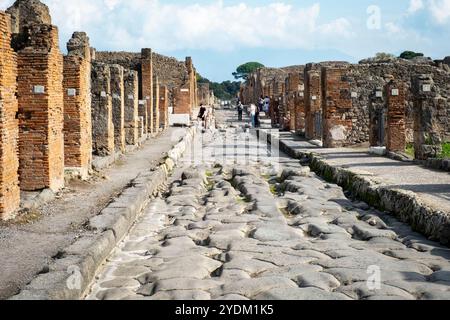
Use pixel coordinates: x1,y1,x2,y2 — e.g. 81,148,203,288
153,76,160,132
15,24,64,191
6,0,51,34
63,32,91,177
173,87,191,115
91,62,114,156
322,66,353,148
138,100,147,136
124,69,139,145
412,74,446,160
385,79,407,152
141,48,153,133
110,65,125,152
159,85,169,130
0,11,20,218
198,83,210,105
304,66,322,140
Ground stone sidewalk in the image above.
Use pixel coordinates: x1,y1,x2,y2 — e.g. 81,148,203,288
0,128,187,299
267,131,450,244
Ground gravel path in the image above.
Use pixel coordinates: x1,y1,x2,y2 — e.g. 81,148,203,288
85,110,450,300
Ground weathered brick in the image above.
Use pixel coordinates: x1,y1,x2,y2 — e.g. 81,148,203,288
15,23,65,191
385,79,406,153
63,32,92,178
152,76,160,132
159,85,169,130
322,66,353,148
0,11,20,218
141,48,153,133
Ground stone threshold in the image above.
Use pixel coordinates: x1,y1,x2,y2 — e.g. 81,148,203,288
10,126,197,300
260,129,450,247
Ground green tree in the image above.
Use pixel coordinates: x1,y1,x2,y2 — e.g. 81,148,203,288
399,51,424,60
232,62,265,80
197,74,241,100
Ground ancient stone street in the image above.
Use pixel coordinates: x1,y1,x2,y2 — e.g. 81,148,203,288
85,110,450,300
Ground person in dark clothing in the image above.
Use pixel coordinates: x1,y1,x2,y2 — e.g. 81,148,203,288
198,104,207,128
237,100,243,121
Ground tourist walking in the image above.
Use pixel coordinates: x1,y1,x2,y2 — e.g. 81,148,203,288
237,100,243,121
250,103,257,128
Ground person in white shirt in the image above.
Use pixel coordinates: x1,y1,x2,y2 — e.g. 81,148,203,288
250,104,257,128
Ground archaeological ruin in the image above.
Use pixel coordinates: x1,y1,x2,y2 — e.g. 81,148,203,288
0,0,205,219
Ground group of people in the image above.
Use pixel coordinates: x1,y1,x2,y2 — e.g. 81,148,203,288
236,95,270,128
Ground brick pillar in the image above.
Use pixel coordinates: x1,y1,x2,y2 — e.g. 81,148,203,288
159,85,169,130
174,87,191,115
322,67,353,148
412,74,442,160
63,32,92,179
124,69,139,145
0,12,20,218
110,64,125,152
91,62,114,156
153,76,160,132
16,24,64,191
304,70,322,140
385,79,406,153
368,87,385,147
141,48,153,134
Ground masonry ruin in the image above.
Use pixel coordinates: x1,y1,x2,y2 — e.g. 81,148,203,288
91,62,114,156
110,64,125,152
123,69,139,146
0,11,20,218
63,32,92,179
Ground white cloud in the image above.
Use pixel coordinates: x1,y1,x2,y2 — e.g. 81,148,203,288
0,0,354,52
408,0,424,14
428,0,450,24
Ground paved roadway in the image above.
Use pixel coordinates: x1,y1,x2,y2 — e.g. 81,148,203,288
85,109,450,300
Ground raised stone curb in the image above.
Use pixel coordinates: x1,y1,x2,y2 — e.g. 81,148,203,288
263,130,450,246
10,127,197,300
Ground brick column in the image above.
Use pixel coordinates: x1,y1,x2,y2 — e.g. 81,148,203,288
0,12,20,218
16,24,64,191
110,64,125,152
124,69,139,146
304,70,322,140
141,48,153,134
322,67,352,148
385,79,406,153
63,32,92,179
159,85,169,130
153,76,160,132
174,87,191,115
91,62,114,156
412,74,442,160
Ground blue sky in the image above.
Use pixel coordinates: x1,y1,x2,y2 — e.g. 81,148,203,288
1,0,449,81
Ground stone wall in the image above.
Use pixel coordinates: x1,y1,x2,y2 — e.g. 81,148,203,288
0,11,20,218
6,0,51,34
123,69,139,145
412,74,445,159
91,62,114,156
15,24,64,191
110,64,125,152
304,66,322,140
63,32,92,178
